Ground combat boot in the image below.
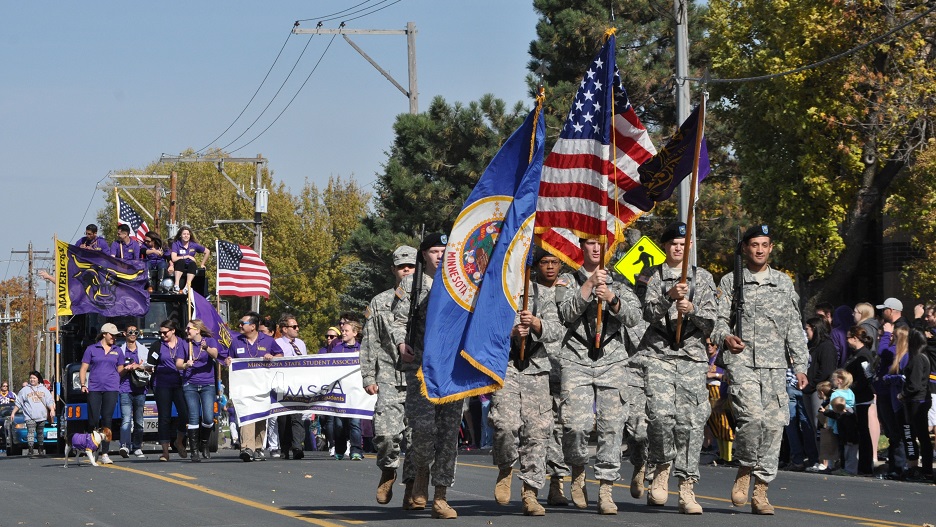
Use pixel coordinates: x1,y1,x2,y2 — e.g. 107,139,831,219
521,483,546,516
411,467,430,510
494,466,513,505
376,469,397,504
751,478,775,515
731,465,752,507
402,480,416,510
570,465,588,509
597,480,618,515
647,463,670,506
678,478,703,514
546,476,568,506
27,445,35,457
431,486,457,519
630,463,645,499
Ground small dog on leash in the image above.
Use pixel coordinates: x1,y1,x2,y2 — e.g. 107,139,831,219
63,427,112,467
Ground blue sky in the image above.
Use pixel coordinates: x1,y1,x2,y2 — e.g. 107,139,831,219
0,1,539,283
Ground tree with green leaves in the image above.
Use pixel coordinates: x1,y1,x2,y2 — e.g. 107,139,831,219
705,0,936,305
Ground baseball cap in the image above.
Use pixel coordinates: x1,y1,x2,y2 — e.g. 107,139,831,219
101,323,120,335
392,245,417,266
876,298,903,311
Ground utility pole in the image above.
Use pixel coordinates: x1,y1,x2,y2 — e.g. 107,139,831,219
11,242,51,368
292,22,418,114
0,297,22,385
673,0,696,266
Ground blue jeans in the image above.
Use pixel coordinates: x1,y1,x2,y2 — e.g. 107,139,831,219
119,392,146,450
785,385,818,466
182,383,216,428
329,416,362,456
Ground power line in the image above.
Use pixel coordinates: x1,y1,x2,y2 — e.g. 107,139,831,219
340,0,403,23
229,33,340,154
684,3,936,85
70,171,113,246
196,29,295,154
219,32,324,152
295,0,382,23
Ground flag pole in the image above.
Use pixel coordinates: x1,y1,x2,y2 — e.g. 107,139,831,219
595,28,617,351
674,93,707,344
53,233,61,407
518,88,545,363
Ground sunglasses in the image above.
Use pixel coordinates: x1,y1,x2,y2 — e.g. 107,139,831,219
325,334,338,340
238,321,254,326
126,330,139,336
285,325,299,330
159,330,172,335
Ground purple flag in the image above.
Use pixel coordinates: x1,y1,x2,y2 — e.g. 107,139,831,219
190,290,237,351
627,105,710,211
55,239,150,317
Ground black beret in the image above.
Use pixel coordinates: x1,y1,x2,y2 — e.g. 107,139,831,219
742,224,771,244
420,232,448,252
660,222,687,244
531,247,550,264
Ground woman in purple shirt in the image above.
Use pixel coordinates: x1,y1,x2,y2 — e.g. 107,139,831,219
147,319,190,461
177,319,224,462
78,323,125,464
170,226,210,294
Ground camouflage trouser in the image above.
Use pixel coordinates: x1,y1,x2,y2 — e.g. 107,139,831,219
404,370,463,487
559,361,628,481
726,365,788,483
623,382,648,468
645,357,711,480
374,384,415,482
490,369,551,489
546,379,570,478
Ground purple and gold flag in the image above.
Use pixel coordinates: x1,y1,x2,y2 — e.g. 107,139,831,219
55,239,149,316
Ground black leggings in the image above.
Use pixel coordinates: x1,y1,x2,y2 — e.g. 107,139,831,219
154,385,188,444
86,390,118,451
904,398,933,474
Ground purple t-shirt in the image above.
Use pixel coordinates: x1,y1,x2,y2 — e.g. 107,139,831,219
230,332,283,358
119,343,147,395
152,338,186,388
110,238,141,260
76,236,109,252
143,245,167,264
171,240,206,261
329,340,361,354
81,343,124,392
182,337,226,385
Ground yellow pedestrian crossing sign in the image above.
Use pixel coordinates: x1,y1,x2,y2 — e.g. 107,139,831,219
614,236,666,285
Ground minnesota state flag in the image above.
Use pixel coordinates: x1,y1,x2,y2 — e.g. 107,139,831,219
420,102,546,403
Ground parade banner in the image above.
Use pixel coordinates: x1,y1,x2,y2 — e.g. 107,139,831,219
228,353,376,426
55,239,149,317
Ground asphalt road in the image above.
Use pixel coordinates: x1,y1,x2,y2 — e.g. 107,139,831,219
0,448,932,527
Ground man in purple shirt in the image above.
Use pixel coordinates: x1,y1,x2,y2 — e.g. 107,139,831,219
226,311,283,461
110,224,141,260
76,224,109,251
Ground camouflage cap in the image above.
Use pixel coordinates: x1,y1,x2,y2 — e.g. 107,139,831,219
392,245,418,266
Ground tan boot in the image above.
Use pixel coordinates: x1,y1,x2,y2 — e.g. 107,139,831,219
494,466,513,505
376,469,397,504
751,478,775,515
630,463,645,499
411,467,430,510
597,480,618,515
402,480,416,510
522,483,546,516
432,486,458,519
731,466,752,507
646,463,670,506
546,476,568,506
570,465,588,509
678,478,703,514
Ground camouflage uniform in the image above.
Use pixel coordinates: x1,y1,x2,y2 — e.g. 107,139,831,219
490,282,564,489
711,266,808,483
622,319,650,471
361,288,414,482
555,267,641,481
638,264,717,481
390,274,463,488
546,284,570,480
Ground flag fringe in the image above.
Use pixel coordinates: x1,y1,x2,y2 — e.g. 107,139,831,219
416,350,505,405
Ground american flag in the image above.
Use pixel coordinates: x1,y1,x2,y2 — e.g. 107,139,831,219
534,33,657,267
216,240,271,298
116,195,150,242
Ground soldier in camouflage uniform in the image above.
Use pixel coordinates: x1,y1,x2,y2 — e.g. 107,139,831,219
621,317,650,501
390,233,462,519
555,238,642,515
361,246,417,506
490,248,565,516
711,225,808,515
636,222,716,514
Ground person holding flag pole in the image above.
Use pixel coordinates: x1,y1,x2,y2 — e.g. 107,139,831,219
633,96,717,514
